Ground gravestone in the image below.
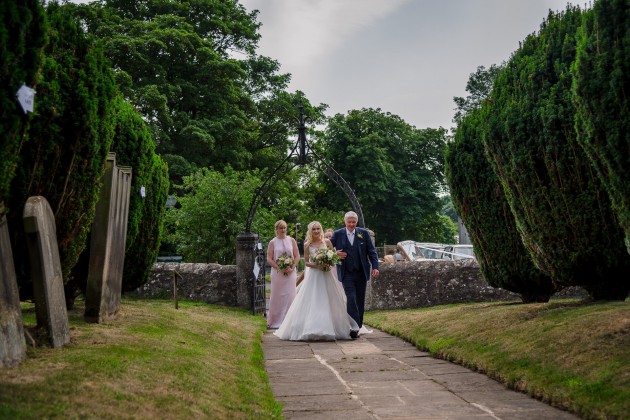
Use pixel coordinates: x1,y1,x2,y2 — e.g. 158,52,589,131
1,202,27,367
85,154,132,323
23,196,70,348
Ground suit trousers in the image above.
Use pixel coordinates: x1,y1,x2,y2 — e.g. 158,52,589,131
341,269,367,328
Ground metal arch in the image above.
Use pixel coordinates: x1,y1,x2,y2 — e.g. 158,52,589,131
244,138,301,233
307,151,365,227
244,104,365,232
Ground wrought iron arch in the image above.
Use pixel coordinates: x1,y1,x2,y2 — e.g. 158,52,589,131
244,105,364,233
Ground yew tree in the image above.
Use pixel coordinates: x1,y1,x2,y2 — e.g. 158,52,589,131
446,109,556,302
483,6,630,300
572,0,630,254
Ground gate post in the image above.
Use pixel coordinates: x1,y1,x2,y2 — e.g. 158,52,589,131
236,232,258,310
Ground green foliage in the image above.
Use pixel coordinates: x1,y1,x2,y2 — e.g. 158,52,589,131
166,167,275,263
572,0,630,254
416,213,458,244
109,97,170,291
452,64,503,128
483,6,630,300
72,0,300,186
446,109,556,302
7,1,117,294
0,0,47,207
318,108,448,244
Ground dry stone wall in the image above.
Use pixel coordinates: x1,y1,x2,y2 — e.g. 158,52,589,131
367,259,520,310
135,263,237,306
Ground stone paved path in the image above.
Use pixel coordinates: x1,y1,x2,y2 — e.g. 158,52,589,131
263,327,579,419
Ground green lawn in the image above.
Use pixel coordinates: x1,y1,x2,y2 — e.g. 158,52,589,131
2,297,628,419
0,298,281,419
365,298,630,420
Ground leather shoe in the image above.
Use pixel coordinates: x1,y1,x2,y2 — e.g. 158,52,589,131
350,330,359,339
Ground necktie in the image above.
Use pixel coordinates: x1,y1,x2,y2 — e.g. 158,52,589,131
348,231,354,246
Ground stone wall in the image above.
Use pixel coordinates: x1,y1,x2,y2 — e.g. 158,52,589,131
138,260,587,310
367,259,519,310
133,263,237,306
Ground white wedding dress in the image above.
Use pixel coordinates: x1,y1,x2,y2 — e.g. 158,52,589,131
274,245,359,341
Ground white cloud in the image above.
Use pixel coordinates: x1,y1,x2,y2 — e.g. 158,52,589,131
242,0,411,72
242,0,573,129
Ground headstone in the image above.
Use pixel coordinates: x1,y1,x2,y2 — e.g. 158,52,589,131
1,202,27,367
23,196,70,348
85,154,132,323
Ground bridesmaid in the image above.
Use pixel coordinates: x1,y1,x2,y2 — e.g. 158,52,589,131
266,220,300,329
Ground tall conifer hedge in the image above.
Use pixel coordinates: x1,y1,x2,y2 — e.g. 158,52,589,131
446,109,557,302
7,1,117,296
483,6,630,300
110,98,169,291
572,0,630,254
0,0,46,207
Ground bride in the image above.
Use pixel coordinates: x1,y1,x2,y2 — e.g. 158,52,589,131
274,221,359,341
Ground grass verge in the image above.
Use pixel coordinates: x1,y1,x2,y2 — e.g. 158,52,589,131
0,298,282,419
364,299,630,420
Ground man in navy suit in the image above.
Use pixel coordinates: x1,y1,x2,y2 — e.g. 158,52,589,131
330,211,380,336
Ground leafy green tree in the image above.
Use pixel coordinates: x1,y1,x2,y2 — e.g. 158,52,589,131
452,64,503,128
7,1,117,297
446,109,556,302
318,108,448,244
166,167,276,263
0,0,46,207
572,0,630,254
72,0,300,185
484,6,630,300
440,195,458,224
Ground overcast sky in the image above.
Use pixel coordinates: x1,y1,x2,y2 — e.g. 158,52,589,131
238,0,573,130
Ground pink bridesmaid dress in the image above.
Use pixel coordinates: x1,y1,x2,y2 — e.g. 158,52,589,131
267,237,297,328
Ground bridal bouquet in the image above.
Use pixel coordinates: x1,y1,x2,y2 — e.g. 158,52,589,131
313,248,341,272
276,254,294,275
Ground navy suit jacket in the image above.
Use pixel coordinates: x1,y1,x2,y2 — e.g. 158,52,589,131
330,227,379,282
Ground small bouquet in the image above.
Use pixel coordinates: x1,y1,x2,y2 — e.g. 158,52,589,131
276,254,294,276
313,247,341,272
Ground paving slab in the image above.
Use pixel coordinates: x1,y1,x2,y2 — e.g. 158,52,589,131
263,326,580,419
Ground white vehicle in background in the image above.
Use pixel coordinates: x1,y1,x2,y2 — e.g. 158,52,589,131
397,241,446,261
441,244,475,260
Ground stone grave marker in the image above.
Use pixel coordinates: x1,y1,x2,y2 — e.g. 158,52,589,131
1,202,27,367
23,196,70,348
85,154,132,323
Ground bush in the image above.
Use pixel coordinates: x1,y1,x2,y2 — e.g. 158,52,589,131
483,6,630,300
0,0,46,207
572,0,630,254
446,109,556,302
7,2,117,298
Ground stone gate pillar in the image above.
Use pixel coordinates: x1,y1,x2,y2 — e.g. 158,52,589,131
236,232,258,310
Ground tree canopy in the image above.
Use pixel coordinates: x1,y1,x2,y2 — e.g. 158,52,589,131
317,108,451,244
71,0,316,187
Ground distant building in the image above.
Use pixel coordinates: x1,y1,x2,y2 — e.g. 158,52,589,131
458,216,471,245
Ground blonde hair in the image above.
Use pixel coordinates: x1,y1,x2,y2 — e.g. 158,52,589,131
305,221,323,245
274,220,287,231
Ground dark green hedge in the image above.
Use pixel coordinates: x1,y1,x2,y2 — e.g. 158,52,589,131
109,98,169,291
573,0,630,254
7,2,117,297
483,6,629,300
446,109,556,302
0,0,46,207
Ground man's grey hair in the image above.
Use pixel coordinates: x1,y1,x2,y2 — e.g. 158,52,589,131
344,211,358,221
